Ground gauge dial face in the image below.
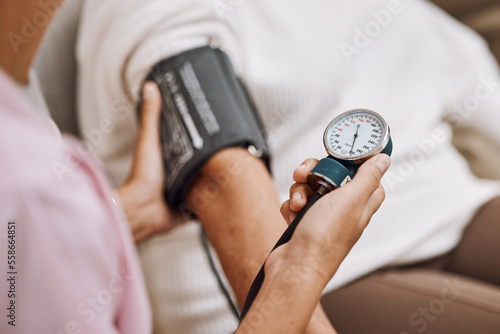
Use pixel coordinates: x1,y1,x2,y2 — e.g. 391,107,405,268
324,110,388,161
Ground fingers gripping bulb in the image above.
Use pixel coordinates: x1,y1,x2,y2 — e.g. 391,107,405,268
307,157,353,196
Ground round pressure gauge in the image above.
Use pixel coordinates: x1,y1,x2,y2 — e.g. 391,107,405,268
307,109,392,194
323,109,391,164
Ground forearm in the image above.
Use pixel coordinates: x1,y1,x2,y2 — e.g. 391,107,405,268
186,147,335,333
186,147,285,305
236,248,333,334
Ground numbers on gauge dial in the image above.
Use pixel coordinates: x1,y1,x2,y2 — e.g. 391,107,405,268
327,112,384,158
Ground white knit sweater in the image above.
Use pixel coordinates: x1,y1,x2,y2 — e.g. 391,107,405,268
77,0,500,332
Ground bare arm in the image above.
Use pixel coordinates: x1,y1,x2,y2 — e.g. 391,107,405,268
186,147,283,304
187,148,335,333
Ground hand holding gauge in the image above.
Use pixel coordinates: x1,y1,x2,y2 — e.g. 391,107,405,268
240,109,392,320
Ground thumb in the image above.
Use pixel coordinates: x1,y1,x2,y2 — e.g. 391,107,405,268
343,154,391,203
138,81,162,147
130,82,163,180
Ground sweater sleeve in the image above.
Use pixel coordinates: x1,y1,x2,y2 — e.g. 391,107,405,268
445,40,500,143
429,4,500,143
447,31,500,178
76,0,242,185
423,2,500,177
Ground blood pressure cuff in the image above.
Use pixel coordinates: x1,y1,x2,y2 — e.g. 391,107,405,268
145,46,270,208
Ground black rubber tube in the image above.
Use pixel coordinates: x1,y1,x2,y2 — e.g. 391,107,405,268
200,228,241,319
240,191,324,320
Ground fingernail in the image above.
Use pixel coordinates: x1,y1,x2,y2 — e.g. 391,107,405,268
299,164,306,169
289,213,296,223
143,82,156,99
292,192,302,204
376,154,391,173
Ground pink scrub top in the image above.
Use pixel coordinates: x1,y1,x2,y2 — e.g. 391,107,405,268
0,70,152,333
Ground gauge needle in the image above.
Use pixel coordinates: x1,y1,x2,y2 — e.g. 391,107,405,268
350,124,360,155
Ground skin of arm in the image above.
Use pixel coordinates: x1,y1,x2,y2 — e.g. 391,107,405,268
0,0,57,84
186,147,335,333
237,154,390,334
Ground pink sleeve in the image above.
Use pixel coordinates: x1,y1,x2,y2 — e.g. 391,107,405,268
0,138,151,334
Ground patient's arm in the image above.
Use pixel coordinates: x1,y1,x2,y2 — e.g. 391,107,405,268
186,147,282,304
186,148,335,333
